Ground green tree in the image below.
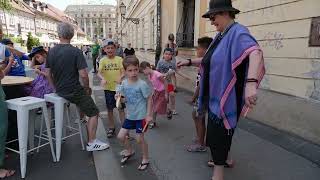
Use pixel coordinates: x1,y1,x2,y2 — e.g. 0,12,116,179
33,37,40,46
0,0,12,37
26,32,40,52
26,32,34,52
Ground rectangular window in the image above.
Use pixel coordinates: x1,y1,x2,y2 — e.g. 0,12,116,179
20,18,25,28
0,13,5,24
25,20,29,30
30,20,34,29
9,16,14,26
36,20,40,28
41,20,45,28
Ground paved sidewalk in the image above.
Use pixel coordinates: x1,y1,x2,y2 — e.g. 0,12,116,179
90,71,320,180
5,113,97,180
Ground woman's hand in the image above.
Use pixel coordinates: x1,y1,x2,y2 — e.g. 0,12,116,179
245,83,258,109
177,59,189,68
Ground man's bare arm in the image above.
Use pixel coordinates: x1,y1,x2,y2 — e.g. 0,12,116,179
79,69,90,88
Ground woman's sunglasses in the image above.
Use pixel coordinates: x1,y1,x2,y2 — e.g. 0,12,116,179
209,12,223,21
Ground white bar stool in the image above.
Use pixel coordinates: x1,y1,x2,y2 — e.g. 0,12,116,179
44,93,85,162
5,96,56,178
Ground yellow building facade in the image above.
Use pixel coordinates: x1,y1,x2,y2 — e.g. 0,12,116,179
117,0,157,50
118,0,320,144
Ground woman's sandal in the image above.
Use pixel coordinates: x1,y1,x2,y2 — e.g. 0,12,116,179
120,152,135,165
207,160,234,168
149,122,156,129
107,128,115,138
138,162,150,171
0,169,15,179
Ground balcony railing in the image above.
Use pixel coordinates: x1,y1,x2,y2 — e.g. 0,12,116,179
176,32,194,48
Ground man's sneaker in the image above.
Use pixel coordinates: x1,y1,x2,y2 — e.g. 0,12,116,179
172,110,178,115
86,139,110,152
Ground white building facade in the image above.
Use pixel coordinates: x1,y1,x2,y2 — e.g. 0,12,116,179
65,4,117,40
117,0,157,50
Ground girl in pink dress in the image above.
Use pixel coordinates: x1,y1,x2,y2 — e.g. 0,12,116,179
140,61,167,129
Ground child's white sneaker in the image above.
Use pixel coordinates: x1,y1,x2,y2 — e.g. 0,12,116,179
86,139,110,151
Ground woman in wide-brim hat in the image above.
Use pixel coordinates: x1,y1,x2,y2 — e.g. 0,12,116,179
24,46,54,99
178,0,265,179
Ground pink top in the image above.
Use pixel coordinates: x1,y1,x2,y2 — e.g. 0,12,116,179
149,70,165,92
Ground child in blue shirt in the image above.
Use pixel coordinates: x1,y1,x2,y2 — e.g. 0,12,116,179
116,56,152,171
1,39,28,76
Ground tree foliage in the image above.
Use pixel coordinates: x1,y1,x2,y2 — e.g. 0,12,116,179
26,32,40,52
0,0,12,11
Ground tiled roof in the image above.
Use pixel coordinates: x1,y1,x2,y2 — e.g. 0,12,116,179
11,0,34,15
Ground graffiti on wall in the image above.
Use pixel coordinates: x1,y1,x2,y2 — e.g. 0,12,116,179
261,32,285,50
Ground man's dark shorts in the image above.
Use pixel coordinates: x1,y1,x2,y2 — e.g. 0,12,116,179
60,87,99,118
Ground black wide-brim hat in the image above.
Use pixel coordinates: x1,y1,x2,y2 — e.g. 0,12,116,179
28,46,45,58
202,0,240,18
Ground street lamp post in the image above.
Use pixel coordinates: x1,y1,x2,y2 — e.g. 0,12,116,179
119,2,139,47
119,2,140,25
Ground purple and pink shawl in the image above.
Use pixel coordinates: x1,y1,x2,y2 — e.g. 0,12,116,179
199,23,265,129
25,64,54,98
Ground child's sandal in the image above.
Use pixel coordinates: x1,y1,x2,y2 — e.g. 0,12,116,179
149,122,156,129
106,128,115,138
138,162,150,171
120,152,135,165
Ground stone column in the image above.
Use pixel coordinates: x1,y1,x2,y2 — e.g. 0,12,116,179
90,18,93,39
103,18,106,38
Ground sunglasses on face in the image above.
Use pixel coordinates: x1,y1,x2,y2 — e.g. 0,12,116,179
209,14,216,21
209,12,223,21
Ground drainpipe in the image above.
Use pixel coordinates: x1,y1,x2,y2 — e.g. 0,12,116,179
155,0,161,66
